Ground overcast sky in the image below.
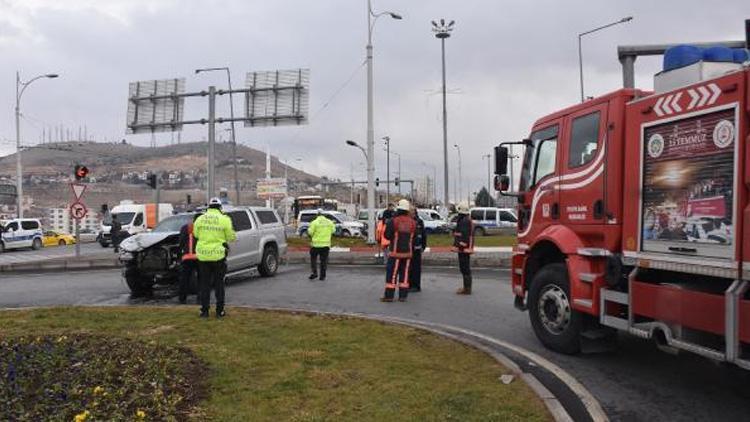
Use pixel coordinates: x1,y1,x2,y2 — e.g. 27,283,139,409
0,0,747,201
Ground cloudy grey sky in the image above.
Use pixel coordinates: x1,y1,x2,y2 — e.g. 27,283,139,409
0,0,747,200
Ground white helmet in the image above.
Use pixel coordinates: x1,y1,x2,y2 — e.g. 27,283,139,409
208,197,222,208
456,202,470,215
397,199,411,211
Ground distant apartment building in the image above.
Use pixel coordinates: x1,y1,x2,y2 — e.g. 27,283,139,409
47,207,100,233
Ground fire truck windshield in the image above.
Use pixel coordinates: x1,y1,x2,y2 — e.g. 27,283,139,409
519,125,559,191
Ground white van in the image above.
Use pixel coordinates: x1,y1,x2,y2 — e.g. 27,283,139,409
469,207,518,236
99,201,174,247
0,218,44,252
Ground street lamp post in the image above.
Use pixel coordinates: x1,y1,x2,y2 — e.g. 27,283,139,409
421,162,437,205
482,153,491,193
432,19,455,207
366,0,401,244
15,71,59,218
347,139,375,242
195,67,241,204
578,16,633,102
382,136,390,206
453,143,462,203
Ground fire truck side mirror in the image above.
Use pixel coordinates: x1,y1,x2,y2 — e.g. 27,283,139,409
494,146,508,176
494,174,510,192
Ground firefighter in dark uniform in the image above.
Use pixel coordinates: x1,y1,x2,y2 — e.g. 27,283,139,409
382,199,416,302
409,205,427,292
453,202,475,294
177,215,199,304
194,198,237,318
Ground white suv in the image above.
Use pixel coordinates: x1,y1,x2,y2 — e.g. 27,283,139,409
0,218,44,252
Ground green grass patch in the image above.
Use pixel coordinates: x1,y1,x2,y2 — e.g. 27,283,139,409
287,234,517,249
0,307,549,421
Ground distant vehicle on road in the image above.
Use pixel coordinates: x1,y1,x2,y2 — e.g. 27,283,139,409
118,206,287,294
297,210,365,238
469,207,518,236
42,231,76,247
292,196,339,218
418,209,449,234
0,218,43,252
99,201,173,247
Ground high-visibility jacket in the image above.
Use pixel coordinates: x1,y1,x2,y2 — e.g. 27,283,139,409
452,214,474,254
385,212,416,258
308,215,335,248
194,208,237,262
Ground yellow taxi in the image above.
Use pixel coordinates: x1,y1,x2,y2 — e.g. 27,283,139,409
42,231,76,247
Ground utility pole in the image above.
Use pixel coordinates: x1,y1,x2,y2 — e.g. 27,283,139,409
383,135,390,205
482,153,491,193
207,86,216,200
454,143,462,203
432,19,455,207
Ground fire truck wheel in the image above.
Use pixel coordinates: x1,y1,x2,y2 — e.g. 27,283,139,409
528,263,582,354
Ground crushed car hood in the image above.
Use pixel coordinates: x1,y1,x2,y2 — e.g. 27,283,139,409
120,232,177,252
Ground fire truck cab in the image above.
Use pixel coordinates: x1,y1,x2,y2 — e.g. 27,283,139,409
495,42,750,368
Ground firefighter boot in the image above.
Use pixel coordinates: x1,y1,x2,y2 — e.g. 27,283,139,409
456,275,472,295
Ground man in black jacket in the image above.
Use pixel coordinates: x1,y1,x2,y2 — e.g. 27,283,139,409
409,206,427,292
382,199,416,302
453,202,474,294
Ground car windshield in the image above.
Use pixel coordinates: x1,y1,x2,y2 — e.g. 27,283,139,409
335,213,355,222
153,215,195,233
106,212,135,225
418,211,431,220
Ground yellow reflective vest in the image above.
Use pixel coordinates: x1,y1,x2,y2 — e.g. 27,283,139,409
194,208,237,262
308,215,335,248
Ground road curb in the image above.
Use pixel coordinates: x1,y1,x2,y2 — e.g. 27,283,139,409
0,255,120,274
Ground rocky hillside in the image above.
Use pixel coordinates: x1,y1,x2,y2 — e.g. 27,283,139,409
0,141,320,209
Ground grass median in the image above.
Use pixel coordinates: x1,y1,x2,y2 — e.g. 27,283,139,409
0,307,549,421
287,233,517,249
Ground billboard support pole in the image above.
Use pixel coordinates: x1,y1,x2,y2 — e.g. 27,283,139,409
208,86,216,201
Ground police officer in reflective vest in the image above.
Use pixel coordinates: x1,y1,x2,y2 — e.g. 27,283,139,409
382,199,416,302
194,198,237,318
177,215,199,304
307,209,335,281
453,202,475,294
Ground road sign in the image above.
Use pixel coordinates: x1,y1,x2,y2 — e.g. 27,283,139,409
126,78,185,134
70,202,88,220
70,183,87,201
257,178,288,199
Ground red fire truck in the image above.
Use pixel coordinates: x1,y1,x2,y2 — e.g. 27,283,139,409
494,35,750,368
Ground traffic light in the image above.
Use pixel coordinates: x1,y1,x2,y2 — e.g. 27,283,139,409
74,164,89,181
395,177,399,187
100,204,108,213
146,173,157,189
375,177,380,187
186,194,192,205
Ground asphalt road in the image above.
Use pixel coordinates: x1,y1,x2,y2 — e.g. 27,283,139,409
0,242,105,265
1,264,749,421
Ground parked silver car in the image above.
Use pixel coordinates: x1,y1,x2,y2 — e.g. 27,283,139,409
118,206,287,294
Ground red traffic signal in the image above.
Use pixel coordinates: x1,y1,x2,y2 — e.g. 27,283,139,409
74,165,89,181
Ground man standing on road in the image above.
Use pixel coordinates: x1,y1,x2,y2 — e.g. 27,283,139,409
409,206,427,292
177,215,199,304
382,199,416,302
453,202,474,295
308,209,335,281
194,198,237,318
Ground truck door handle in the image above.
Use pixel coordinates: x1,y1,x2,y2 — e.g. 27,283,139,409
551,203,559,220
593,200,604,219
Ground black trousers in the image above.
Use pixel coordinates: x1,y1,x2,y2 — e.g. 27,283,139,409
385,257,411,299
178,259,197,300
410,250,423,290
198,260,227,312
458,253,471,276
310,247,330,277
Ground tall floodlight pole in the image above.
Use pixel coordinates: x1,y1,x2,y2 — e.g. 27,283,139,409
207,86,217,200
15,72,59,218
366,0,402,244
195,67,241,204
578,16,632,102
482,153,491,192
453,144,462,203
382,136,390,205
432,19,454,207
